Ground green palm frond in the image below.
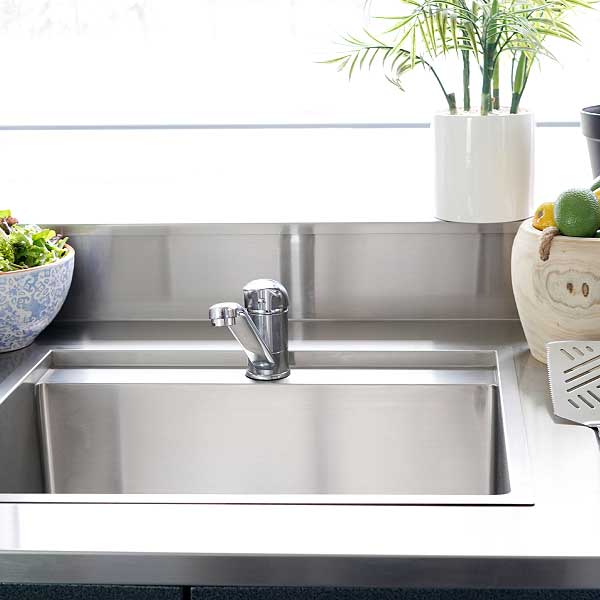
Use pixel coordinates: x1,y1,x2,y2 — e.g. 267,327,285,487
322,0,593,114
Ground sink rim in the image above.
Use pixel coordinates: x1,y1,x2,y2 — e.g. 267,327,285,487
0,346,534,506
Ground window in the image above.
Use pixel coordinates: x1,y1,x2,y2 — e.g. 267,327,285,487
0,0,595,124
0,1,596,223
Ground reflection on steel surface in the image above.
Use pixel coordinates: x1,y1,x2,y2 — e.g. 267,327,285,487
0,347,532,505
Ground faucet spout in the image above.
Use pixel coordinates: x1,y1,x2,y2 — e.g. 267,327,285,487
208,280,290,381
209,302,275,368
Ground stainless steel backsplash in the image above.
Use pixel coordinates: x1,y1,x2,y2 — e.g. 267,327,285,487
52,222,520,321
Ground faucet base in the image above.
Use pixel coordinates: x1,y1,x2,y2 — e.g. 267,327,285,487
246,369,291,382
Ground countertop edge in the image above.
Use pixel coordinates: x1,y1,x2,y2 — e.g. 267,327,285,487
2,553,600,588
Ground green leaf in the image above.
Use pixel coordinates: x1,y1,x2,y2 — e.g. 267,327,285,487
348,51,360,79
450,16,459,53
437,10,448,52
3,223,68,270
368,47,381,68
336,56,350,72
417,18,433,54
425,9,438,53
32,229,56,241
364,29,387,46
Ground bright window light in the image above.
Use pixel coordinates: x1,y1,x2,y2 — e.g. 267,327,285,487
0,0,595,125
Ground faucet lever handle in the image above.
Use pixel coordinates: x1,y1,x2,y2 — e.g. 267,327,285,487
243,279,289,314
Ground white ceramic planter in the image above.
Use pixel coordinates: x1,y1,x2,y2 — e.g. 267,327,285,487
433,110,535,223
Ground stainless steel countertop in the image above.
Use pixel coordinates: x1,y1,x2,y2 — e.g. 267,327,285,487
0,320,599,588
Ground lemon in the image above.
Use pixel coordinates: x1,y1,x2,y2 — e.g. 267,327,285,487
555,188,600,237
594,188,600,202
532,202,556,230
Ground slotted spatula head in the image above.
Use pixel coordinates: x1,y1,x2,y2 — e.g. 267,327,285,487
547,341,600,432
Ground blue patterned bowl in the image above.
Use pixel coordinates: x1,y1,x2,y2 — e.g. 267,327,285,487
0,246,74,352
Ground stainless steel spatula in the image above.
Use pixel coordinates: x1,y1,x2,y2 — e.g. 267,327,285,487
547,341,600,435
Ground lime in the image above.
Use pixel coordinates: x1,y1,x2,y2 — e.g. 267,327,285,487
554,188,600,237
591,176,600,192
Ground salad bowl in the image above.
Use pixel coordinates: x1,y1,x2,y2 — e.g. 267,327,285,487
0,246,74,352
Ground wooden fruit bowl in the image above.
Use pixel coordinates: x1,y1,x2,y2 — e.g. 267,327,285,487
512,218,600,363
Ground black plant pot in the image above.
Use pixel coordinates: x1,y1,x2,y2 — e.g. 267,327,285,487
581,105,600,177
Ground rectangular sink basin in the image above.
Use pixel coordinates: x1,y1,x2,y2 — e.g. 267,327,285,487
0,348,532,505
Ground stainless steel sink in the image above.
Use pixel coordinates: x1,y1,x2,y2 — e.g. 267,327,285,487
0,348,532,504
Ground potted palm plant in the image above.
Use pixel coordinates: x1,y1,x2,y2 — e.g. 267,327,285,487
324,0,589,223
